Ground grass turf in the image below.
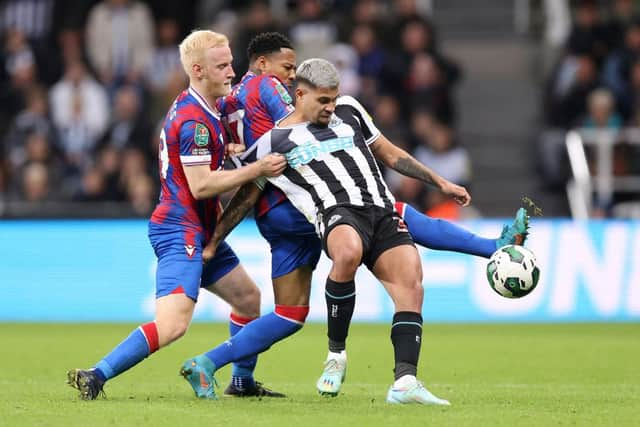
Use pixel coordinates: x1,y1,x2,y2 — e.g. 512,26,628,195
0,323,638,426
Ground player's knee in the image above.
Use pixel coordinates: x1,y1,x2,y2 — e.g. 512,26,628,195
331,247,361,273
232,284,261,318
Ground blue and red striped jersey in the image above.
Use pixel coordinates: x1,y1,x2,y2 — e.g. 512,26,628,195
150,87,225,243
219,72,294,217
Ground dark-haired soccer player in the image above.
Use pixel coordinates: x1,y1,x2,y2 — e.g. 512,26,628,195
249,58,455,404
66,30,286,400
180,34,527,401
180,31,318,399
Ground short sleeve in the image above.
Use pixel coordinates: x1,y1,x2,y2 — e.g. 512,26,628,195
260,77,295,122
337,95,380,144
239,131,273,164
179,120,213,166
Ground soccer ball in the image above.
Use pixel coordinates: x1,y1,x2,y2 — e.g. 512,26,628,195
486,245,540,298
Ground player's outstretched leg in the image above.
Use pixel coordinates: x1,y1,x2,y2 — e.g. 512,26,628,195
386,376,450,405
397,202,530,258
316,350,347,396
180,355,219,400
67,369,105,400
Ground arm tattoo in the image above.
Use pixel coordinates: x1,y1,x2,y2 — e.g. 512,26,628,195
393,156,437,186
215,184,260,243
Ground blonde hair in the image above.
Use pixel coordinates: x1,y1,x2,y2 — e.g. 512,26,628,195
179,30,229,76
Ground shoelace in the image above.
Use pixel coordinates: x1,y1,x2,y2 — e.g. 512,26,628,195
323,359,344,375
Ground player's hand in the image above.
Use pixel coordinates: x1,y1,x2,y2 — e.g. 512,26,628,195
258,153,287,177
440,180,471,207
226,143,246,157
202,240,218,264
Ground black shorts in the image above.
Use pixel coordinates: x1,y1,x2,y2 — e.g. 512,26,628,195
316,204,415,270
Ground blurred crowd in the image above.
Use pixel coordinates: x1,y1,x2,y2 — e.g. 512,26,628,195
0,0,465,218
540,0,640,215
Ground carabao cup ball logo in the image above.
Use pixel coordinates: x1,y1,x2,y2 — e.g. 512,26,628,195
486,245,540,298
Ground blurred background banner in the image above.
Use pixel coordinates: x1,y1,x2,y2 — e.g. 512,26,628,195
1,218,638,323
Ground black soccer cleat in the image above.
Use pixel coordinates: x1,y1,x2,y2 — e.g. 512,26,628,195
223,381,286,398
67,369,106,400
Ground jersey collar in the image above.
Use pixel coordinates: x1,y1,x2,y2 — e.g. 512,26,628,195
188,86,220,119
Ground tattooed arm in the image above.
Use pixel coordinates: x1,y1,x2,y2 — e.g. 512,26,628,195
202,182,263,263
370,134,471,206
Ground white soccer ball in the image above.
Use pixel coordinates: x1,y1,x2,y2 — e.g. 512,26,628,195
486,245,540,298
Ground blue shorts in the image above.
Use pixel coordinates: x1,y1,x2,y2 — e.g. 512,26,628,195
256,200,322,279
148,224,239,301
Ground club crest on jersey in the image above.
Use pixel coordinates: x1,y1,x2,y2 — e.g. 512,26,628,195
328,115,343,127
184,245,196,257
274,81,293,104
194,123,209,147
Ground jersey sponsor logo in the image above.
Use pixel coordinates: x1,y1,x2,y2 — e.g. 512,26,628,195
286,137,354,168
274,81,293,104
194,123,209,147
328,214,342,227
185,245,196,257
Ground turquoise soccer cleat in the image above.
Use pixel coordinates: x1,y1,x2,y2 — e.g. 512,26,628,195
316,354,347,397
386,378,450,405
180,355,218,400
496,207,530,249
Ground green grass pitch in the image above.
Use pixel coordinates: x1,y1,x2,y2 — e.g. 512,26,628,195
1,323,639,426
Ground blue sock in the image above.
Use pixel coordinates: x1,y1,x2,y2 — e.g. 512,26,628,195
204,312,302,370
93,325,156,382
402,203,496,258
229,318,257,387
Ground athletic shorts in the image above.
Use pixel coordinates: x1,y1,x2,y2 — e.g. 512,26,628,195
316,204,415,270
256,199,322,279
148,223,239,301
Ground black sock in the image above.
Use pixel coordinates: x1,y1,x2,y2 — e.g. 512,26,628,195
390,311,423,380
325,278,356,353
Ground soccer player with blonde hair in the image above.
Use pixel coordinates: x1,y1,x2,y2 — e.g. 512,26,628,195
67,30,287,400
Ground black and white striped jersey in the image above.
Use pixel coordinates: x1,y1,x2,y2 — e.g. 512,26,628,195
239,95,396,223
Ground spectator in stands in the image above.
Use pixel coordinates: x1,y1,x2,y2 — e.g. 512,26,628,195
19,162,50,202
406,52,455,124
602,20,640,119
73,166,109,202
0,0,63,85
335,0,385,42
145,18,185,124
288,0,338,61
603,0,638,51
546,55,598,128
565,0,609,63
95,145,125,201
99,85,152,160
50,59,109,176
327,43,361,96
85,0,154,92
4,86,53,171
125,173,154,216
413,121,471,187
231,1,283,77
0,29,39,119
582,88,623,129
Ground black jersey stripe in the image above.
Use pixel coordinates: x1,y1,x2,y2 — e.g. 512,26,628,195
307,159,350,208
332,150,374,205
336,105,373,141
282,166,324,210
